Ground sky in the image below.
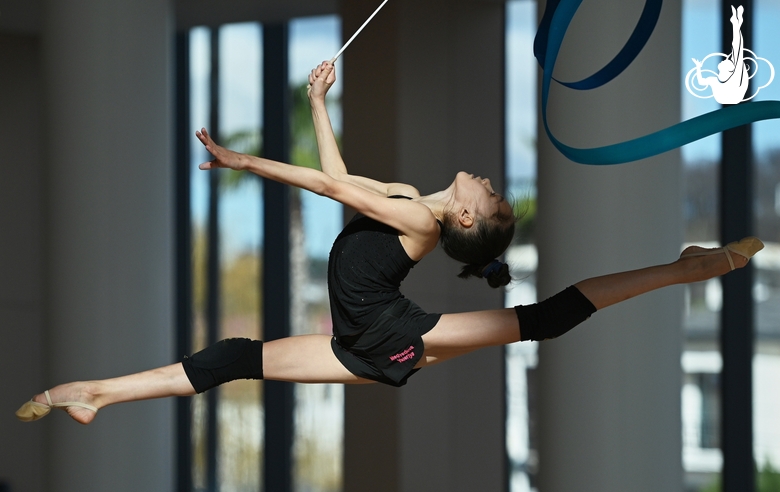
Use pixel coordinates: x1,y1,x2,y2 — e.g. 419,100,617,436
189,17,343,261
681,0,780,162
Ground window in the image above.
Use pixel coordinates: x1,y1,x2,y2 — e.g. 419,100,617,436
752,0,780,483
681,1,780,489
177,16,343,492
680,2,723,488
289,16,345,492
504,1,539,491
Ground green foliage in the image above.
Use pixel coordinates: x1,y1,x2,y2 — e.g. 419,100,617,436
214,81,342,190
513,196,536,243
759,460,780,492
222,128,262,155
697,460,780,492
221,253,261,317
195,80,342,317
700,475,720,492
290,83,320,170
290,81,342,170
219,129,262,190
192,226,207,312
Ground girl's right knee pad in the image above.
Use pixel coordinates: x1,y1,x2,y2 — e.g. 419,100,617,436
181,338,264,393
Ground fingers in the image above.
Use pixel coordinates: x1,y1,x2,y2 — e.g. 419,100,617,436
320,61,335,81
309,61,335,83
195,127,212,144
308,61,336,101
196,128,216,163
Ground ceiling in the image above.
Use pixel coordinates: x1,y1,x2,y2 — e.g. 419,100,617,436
0,0,339,35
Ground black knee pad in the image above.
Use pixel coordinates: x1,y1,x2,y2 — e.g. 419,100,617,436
515,285,597,342
181,338,264,394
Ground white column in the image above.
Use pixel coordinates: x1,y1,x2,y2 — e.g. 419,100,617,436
536,0,684,490
41,0,174,490
342,0,506,490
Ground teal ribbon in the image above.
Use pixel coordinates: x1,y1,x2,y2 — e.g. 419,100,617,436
535,0,661,90
535,0,780,165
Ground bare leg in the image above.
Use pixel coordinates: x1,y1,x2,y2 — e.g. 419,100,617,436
24,244,757,422
576,244,749,310
420,243,755,365
262,334,373,384
29,363,195,425
25,335,372,425
419,309,520,367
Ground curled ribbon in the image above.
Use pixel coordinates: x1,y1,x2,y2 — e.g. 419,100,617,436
535,0,780,165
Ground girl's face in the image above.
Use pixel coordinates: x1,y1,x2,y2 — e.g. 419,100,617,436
452,171,512,222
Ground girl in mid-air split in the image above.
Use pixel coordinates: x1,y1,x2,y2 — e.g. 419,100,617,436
17,61,763,423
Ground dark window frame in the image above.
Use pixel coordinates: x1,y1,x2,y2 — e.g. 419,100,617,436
174,23,296,492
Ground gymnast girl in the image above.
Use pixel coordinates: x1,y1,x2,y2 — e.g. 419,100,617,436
16,61,764,423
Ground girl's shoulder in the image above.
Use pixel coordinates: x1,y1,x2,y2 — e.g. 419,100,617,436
396,206,440,261
386,183,421,198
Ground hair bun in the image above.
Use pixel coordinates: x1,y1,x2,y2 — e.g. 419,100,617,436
481,259,503,278
483,261,511,288
456,260,512,288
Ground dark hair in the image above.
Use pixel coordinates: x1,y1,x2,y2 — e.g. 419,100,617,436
439,205,517,288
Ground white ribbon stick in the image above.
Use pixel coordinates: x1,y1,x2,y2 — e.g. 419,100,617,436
330,0,390,63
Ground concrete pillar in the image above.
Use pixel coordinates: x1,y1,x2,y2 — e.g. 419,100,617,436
41,0,174,490
535,0,684,490
341,0,506,490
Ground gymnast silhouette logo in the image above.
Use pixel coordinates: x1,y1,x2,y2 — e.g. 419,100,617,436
685,5,774,104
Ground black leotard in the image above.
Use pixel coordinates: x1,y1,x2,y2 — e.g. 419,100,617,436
328,196,441,386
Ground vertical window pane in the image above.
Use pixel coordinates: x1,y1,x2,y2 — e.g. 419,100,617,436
289,16,344,492
189,22,265,491
753,0,780,481
217,22,264,491
505,2,538,491
189,26,211,490
680,1,722,490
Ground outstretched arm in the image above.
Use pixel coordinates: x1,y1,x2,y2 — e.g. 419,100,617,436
308,61,420,198
197,127,332,193
196,128,439,247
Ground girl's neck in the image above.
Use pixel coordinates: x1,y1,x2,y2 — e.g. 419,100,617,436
414,188,454,223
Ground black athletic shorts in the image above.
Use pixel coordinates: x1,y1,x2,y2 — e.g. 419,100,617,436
331,297,442,387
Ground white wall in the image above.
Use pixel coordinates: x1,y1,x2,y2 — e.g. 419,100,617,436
536,0,685,490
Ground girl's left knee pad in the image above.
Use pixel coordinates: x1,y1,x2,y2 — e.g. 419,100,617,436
515,286,597,342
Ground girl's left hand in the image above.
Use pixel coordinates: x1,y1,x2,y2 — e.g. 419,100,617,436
196,128,246,171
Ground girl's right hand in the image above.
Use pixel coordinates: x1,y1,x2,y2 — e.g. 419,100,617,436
307,61,336,102
196,128,246,171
